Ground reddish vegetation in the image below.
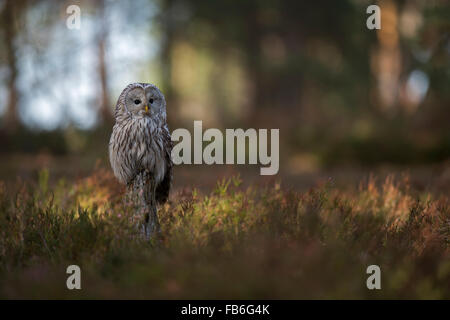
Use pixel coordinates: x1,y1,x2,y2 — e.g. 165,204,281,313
0,166,449,298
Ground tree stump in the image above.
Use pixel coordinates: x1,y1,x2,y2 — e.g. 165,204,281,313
127,170,161,241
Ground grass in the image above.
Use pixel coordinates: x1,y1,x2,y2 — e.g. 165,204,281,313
0,167,449,299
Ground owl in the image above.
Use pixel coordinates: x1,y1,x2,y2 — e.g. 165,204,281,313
109,83,173,239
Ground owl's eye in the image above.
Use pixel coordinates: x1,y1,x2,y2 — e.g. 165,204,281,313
134,99,141,105
149,98,154,104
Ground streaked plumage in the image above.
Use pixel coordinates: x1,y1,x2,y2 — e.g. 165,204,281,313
109,83,172,238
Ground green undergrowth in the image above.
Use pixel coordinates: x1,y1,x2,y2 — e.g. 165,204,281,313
0,169,448,299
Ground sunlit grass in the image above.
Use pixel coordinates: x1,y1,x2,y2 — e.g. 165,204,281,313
0,169,448,299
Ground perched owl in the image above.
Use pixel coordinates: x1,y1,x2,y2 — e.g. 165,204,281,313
109,83,173,239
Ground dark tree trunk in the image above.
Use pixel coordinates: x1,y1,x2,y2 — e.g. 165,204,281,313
159,0,179,126
3,0,20,131
97,0,112,124
241,11,265,127
98,37,112,123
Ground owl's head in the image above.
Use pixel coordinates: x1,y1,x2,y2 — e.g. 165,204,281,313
115,83,166,122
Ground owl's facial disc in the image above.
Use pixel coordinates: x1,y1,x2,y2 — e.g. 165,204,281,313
145,87,164,114
125,87,149,116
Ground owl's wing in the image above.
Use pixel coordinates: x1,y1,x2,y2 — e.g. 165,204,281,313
156,125,173,204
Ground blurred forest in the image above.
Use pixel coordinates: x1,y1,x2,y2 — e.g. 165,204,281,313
0,0,449,300
0,0,449,182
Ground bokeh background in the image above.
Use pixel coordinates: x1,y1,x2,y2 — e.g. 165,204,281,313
0,0,449,188
0,0,449,300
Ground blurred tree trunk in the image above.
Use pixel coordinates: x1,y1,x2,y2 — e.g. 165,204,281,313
159,0,177,125
243,13,264,126
372,0,401,114
3,0,20,131
96,0,112,124
98,36,111,123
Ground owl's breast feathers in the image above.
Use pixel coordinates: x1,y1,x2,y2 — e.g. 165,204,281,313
109,117,173,204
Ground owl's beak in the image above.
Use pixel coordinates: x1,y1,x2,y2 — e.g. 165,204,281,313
144,105,149,113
